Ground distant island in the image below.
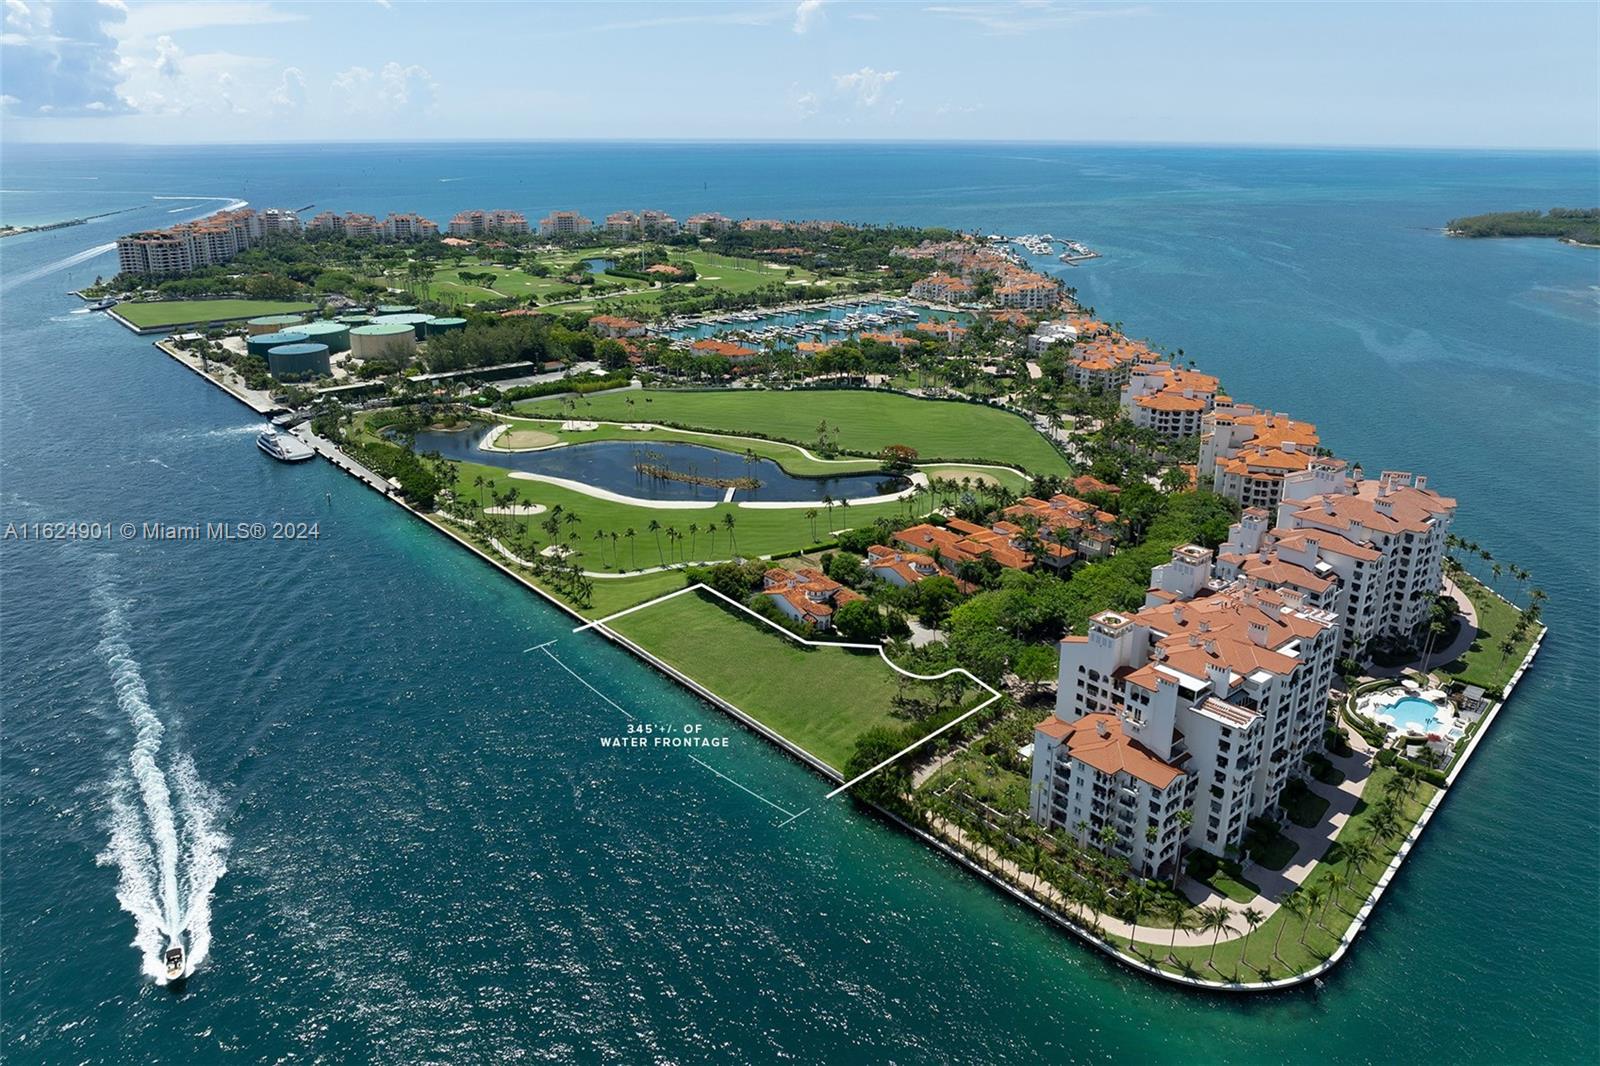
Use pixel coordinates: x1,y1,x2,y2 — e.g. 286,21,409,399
1445,208,1600,246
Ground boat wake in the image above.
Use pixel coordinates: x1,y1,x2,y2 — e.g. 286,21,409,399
1,241,116,292
93,589,229,985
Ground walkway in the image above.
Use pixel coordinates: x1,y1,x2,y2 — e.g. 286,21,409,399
1367,575,1479,679
927,741,1374,947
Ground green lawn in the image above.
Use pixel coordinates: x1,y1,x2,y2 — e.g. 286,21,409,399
608,590,918,770
1437,573,1540,691
500,416,884,476
515,389,1071,475
1281,781,1331,828
1114,765,1437,982
1197,859,1261,904
116,298,317,328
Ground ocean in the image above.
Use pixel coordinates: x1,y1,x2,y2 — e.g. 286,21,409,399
1,142,1596,1063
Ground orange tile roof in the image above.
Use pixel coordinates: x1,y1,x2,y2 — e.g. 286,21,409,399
1038,713,1186,789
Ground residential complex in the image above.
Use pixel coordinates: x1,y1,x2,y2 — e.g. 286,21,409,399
603,209,678,237
537,210,593,237
1120,362,1221,437
1030,566,1340,876
308,211,439,241
1200,405,1329,510
898,236,1063,310
449,209,529,236
1003,493,1121,562
116,207,267,276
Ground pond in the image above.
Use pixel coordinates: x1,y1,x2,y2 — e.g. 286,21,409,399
410,427,910,503
582,258,617,274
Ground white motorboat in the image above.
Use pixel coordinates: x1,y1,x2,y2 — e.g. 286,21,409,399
256,429,314,463
164,942,186,981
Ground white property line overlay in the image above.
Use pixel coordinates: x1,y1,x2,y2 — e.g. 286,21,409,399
572,581,1003,802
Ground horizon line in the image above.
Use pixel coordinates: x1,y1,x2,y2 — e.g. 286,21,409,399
3,135,1597,155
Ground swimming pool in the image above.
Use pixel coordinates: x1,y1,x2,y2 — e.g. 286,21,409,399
1388,695,1452,735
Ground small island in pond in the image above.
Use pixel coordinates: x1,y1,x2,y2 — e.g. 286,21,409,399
1445,208,1599,246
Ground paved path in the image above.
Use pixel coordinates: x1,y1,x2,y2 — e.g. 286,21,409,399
926,741,1374,947
1369,576,1478,679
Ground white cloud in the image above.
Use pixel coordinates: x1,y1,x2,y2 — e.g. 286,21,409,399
832,66,898,108
334,61,437,115
153,34,181,77
793,0,825,34
268,65,306,112
0,0,134,115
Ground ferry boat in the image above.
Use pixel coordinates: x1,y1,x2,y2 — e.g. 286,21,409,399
164,942,186,981
256,429,314,463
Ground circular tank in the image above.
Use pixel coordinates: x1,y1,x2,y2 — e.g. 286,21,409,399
293,320,351,353
375,303,418,315
336,313,373,326
425,317,467,337
245,313,308,336
349,322,418,362
246,330,310,357
265,342,331,379
371,312,436,339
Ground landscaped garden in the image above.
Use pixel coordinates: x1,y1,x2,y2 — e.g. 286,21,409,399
1436,572,1542,692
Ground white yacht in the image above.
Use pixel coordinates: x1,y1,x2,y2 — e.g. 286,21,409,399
256,429,314,463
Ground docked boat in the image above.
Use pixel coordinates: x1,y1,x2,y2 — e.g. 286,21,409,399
88,297,118,311
164,942,186,981
256,429,314,463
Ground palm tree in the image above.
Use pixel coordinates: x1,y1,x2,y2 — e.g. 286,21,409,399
1126,883,1152,953
1201,906,1233,975
1239,906,1265,978
592,528,608,565
1303,884,1327,938
805,508,819,541
822,494,834,531
722,512,737,556
625,527,637,569
1272,890,1303,963
1161,896,1191,963
1323,872,1346,926
648,519,663,564
687,523,699,559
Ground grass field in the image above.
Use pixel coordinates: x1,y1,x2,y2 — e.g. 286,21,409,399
608,590,919,770
515,390,1071,475
498,416,884,476
116,298,317,328
454,457,933,570
1437,573,1539,691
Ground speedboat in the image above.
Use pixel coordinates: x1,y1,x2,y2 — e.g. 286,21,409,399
256,429,314,463
164,942,186,981
88,297,119,311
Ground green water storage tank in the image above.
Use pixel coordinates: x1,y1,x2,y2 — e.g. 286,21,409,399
371,312,435,340
246,330,310,357
349,322,418,361
375,303,418,315
336,314,373,326
265,342,331,379
245,313,308,336
425,317,467,337
293,320,351,353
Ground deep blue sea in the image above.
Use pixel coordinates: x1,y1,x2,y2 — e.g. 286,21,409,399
2,142,1597,1063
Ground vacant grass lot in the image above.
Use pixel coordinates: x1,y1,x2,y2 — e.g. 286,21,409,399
516,390,1071,475
608,590,913,770
116,298,317,328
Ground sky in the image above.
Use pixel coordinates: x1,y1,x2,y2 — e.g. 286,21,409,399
1,1,1597,149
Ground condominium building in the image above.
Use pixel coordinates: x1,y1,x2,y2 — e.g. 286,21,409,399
1213,466,1455,661
342,213,382,240
993,272,1062,310
1200,404,1330,510
537,210,593,237
450,209,529,237
684,212,731,234
1120,362,1220,437
1068,336,1158,392
260,208,301,235
603,211,637,235
1026,319,1078,354
604,209,680,237
115,207,264,276
383,213,439,240
1030,568,1340,874
909,272,976,304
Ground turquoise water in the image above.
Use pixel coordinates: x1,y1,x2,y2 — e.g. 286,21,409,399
1,143,1596,1062
1388,696,1451,734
